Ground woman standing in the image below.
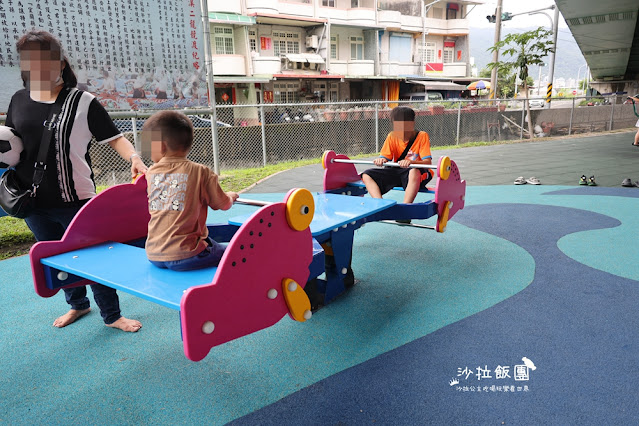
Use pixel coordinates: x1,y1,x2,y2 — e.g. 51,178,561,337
5,30,147,332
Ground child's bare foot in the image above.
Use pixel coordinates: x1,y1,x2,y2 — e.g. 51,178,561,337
106,317,142,332
53,308,91,328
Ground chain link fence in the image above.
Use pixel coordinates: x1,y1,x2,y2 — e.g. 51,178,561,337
2,95,636,187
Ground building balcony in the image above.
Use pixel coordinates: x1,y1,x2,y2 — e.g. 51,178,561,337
278,1,314,18
329,60,348,75
347,8,376,26
212,55,247,76
252,56,282,75
399,15,423,32
379,61,419,77
442,62,468,77
208,0,241,14
423,18,469,35
347,60,374,76
378,10,402,28
245,0,279,14
328,60,374,76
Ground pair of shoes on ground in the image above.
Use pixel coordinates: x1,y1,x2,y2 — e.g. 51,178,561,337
579,175,597,186
621,178,639,187
514,176,541,185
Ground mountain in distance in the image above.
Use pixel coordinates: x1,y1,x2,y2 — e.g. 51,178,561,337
469,26,588,84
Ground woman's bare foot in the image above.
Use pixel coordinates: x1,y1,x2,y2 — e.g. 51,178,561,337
106,317,142,332
53,308,91,328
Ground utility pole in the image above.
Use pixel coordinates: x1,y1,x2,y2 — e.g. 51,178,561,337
489,0,503,100
545,5,559,107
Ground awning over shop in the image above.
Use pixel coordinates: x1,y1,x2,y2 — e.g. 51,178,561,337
212,76,271,84
407,80,467,91
285,53,325,64
209,12,256,25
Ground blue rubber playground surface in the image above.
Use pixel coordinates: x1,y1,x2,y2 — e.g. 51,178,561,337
2,132,639,424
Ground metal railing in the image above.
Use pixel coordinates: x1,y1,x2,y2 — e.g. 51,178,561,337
1,95,635,187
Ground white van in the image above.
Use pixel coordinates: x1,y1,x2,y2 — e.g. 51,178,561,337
408,92,444,102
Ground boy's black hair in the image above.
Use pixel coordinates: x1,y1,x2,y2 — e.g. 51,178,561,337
143,110,194,152
390,106,415,122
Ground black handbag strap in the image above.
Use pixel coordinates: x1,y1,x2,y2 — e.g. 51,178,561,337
397,131,420,162
31,87,69,193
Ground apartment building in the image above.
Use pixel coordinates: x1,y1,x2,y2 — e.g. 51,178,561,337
209,0,481,123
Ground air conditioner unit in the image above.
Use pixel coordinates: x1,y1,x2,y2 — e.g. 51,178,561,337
305,35,319,49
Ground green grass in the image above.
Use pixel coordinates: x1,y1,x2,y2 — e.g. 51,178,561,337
0,216,35,260
0,136,593,260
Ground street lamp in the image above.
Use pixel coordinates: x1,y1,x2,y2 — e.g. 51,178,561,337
576,63,588,93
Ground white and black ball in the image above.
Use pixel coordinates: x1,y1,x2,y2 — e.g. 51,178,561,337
0,126,23,168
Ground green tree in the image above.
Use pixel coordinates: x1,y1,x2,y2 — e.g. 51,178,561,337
488,27,555,139
479,67,533,99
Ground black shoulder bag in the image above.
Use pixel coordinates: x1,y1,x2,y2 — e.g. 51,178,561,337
397,131,420,162
0,88,68,219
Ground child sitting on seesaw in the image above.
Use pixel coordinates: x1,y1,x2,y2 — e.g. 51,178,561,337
361,106,433,206
142,110,238,271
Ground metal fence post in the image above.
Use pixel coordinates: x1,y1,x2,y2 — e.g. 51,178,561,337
130,112,139,151
259,103,267,167
568,97,575,135
609,94,616,131
455,101,462,145
375,101,380,152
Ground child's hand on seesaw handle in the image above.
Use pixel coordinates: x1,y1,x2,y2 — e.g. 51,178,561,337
373,157,388,167
397,159,412,168
227,191,239,203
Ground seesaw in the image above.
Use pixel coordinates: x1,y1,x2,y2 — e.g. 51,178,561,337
29,175,316,361
321,150,466,232
223,150,466,309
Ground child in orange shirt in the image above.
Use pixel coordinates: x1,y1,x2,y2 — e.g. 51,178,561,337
142,111,238,271
361,106,433,204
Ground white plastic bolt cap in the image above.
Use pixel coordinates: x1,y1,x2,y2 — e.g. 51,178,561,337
202,321,215,334
267,288,278,299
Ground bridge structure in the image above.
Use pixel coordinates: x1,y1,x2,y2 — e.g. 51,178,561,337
556,0,639,97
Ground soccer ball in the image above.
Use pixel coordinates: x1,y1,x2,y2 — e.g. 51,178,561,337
0,125,23,168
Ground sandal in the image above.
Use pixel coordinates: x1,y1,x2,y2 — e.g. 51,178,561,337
622,178,634,187
514,176,527,185
526,177,541,185
587,176,597,186
579,175,588,185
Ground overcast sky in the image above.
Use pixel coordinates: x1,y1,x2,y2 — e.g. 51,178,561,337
466,1,568,30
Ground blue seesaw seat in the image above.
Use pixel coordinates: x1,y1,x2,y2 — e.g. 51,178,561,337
40,241,217,310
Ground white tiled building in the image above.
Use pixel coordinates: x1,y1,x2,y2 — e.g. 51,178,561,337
209,0,481,120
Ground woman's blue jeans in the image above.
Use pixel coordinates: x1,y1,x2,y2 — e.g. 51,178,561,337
25,205,122,325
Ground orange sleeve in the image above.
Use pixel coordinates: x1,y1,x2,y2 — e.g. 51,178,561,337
416,132,432,160
379,132,394,160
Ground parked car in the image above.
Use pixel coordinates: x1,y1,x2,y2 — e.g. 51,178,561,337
407,91,444,102
528,98,545,108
